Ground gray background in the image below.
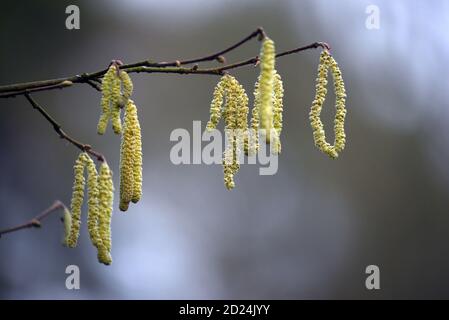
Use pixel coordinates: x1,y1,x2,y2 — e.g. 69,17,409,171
1,0,449,299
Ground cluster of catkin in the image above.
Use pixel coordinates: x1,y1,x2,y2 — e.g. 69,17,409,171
206,37,284,190
63,153,114,265
309,50,347,159
97,64,143,211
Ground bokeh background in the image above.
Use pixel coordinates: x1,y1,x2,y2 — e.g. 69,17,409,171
1,0,449,299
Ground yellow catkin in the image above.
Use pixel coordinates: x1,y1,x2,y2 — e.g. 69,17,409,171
111,72,123,134
128,101,143,203
329,56,347,153
66,153,88,248
309,50,347,159
62,207,72,247
221,75,247,190
85,156,112,265
206,77,226,131
246,77,261,156
97,66,117,135
120,70,133,107
97,161,114,265
119,101,136,211
257,37,276,142
205,74,248,189
272,71,284,154
223,131,237,190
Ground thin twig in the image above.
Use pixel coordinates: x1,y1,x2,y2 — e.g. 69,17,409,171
0,201,66,238
24,93,106,162
0,27,329,97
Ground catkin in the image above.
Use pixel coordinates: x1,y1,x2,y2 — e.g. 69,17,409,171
97,66,116,135
66,153,88,248
65,152,114,265
129,101,143,204
111,72,123,134
85,156,108,263
119,101,136,211
257,37,276,142
206,77,226,131
120,71,133,106
309,50,347,159
272,71,284,154
98,162,114,254
98,66,135,135
62,207,72,247
246,77,261,156
220,75,248,190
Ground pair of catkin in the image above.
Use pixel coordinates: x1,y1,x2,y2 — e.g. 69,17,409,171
206,37,285,189
97,65,133,135
64,153,114,265
119,100,142,211
309,50,347,159
206,74,248,190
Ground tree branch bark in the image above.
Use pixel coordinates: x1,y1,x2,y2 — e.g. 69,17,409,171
0,27,329,98
0,201,67,238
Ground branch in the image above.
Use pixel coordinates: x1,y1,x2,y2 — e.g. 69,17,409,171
124,42,330,76
24,93,106,162
0,200,66,238
0,27,329,97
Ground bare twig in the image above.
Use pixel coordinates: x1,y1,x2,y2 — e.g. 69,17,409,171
0,201,66,238
24,93,106,162
0,27,329,97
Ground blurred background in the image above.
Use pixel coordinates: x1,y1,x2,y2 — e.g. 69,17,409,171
1,0,449,299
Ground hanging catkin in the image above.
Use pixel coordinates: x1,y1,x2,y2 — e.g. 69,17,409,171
110,71,123,134
119,100,142,210
85,156,112,265
97,66,116,135
97,65,134,135
257,37,276,142
62,207,72,247
119,103,135,211
66,153,88,248
66,152,114,265
272,71,284,154
98,162,114,254
129,101,143,204
309,50,347,159
206,77,226,131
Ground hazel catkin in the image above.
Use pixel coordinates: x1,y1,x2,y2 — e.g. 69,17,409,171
221,75,248,190
62,207,72,247
272,71,284,154
119,106,135,211
97,66,116,135
206,77,226,131
129,101,143,204
98,66,135,135
119,100,142,210
309,50,347,159
84,156,104,255
98,162,114,254
110,72,123,134
257,37,276,142
120,70,133,106
66,152,88,248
